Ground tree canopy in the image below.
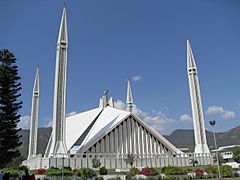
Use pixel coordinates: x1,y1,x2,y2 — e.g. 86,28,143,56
0,49,22,168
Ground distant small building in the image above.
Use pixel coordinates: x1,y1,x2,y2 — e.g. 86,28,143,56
212,145,240,168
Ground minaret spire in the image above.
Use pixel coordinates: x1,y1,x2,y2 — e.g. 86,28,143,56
187,39,210,154
46,5,68,158
28,66,40,159
126,80,133,112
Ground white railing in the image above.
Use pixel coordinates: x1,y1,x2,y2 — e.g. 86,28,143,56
23,153,213,170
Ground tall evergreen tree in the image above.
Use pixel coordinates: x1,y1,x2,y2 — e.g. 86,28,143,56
0,49,22,168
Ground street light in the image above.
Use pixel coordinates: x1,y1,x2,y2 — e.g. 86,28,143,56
209,120,221,178
62,155,65,180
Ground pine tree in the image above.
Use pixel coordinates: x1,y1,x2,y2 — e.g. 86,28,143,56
0,49,22,168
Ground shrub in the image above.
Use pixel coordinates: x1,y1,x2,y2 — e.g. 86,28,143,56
130,167,139,175
234,171,239,177
46,168,73,176
161,166,187,175
139,167,158,176
194,168,204,178
126,168,140,179
204,165,218,174
64,166,72,171
3,167,20,177
77,168,96,178
99,166,108,175
19,165,28,172
36,168,46,175
220,165,233,177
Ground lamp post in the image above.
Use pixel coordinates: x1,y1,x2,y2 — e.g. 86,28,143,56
209,120,221,178
62,156,65,180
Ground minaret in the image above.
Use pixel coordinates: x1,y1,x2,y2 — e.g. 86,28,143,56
48,5,68,157
187,40,210,154
126,80,133,112
28,66,40,159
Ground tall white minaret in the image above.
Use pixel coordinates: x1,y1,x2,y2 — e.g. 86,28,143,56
28,66,40,159
47,5,68,158
126,80,133,112
187,40,210,154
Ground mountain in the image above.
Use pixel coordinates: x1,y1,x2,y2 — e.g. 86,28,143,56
18,126,240,159
19,127,52,159
164,126,240,152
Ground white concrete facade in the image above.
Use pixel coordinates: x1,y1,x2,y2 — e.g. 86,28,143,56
126,80,133,112
64,106,181,155
45,6,68,158
23,153,212,170
28,66,39,159
187,40,210,154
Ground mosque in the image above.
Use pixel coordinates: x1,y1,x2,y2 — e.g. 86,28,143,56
23,5,212,170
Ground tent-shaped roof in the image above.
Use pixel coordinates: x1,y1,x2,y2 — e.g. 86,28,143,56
66,106,181,154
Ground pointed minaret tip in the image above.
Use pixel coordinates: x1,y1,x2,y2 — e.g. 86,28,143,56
34,66,40,94
57,4,68,44
187,39,197,69
126,80,133,112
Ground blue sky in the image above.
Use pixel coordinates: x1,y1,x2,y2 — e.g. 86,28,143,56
1,0,240,134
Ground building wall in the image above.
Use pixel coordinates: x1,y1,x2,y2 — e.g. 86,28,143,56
85,117,170,155
23,153,212,170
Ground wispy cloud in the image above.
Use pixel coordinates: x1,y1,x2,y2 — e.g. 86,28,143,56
180,114,192,123
132,75,142,81
43,111,78,128
206,105,236,120
114,100,126,110
115,100,176,134
221,110,235,120
206,106,224,115
18,115,31,129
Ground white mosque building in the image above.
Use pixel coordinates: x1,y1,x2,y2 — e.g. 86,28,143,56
23,5,212,170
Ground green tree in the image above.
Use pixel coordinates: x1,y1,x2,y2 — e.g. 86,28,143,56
189,159,198,167
0,49,22,168
125,153,135,168
232,146,240,163
91,157,101,169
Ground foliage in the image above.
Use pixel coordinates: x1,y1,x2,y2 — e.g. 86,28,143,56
99,166,108,175
36,168,46,175
130,167,139,175
0,49,23,168
220,165,233,177
161,166,187,175
139,167,158,176
189,159,198,167
96,177,104,180
232,146,240,163
76,168,96,178
126,168,139,178
204,165,218,174
125,153,135,167
3,167,20,177
19,165,28,172
46,168,73,176
194,168,204,178
233,171,239,177
108,177,121,180
92,157,101,169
